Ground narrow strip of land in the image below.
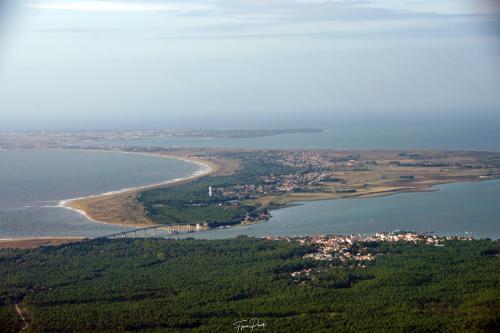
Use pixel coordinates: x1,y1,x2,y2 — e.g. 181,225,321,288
61,152,232,227
0,237,85,249
56,148,500,232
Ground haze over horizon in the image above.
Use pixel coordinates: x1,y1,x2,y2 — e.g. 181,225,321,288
0,0,499,131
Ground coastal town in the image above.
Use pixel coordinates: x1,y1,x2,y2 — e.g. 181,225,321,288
2,0,500,330
272,231,454,262
264,231,473,282
199,149,500,203
2,140,500,229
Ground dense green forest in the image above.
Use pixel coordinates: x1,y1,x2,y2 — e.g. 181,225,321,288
0,238,498,332
139,155,301,225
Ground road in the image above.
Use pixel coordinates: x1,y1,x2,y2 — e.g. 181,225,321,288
14,303,28,333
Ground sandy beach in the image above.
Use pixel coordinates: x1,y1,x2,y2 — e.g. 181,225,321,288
59,151,226,228
0,237,85,249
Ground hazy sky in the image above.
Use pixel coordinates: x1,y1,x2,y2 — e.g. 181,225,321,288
0,0,499,130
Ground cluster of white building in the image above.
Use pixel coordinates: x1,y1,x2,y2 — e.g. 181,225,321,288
265,232,474,282
266,231,475,264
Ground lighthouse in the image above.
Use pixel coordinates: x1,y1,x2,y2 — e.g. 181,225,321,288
208,186,212,197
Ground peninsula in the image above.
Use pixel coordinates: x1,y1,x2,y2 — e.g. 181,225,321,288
61,150,236,227
62,147,500,231
0,128,322,149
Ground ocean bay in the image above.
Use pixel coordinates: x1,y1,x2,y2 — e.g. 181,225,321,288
0,149,201,238
1,149,499,240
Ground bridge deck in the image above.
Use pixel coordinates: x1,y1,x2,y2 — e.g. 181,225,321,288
97,223,204,239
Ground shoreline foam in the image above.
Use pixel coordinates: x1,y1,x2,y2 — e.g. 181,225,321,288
57,150,214,227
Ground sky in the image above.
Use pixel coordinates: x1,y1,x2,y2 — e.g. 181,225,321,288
0,0,499,130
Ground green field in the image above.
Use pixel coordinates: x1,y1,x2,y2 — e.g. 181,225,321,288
0,238,499,332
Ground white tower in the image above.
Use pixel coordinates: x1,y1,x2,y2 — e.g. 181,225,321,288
208,186,212,197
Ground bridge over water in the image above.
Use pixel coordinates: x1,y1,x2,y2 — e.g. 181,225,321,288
97,223,207,239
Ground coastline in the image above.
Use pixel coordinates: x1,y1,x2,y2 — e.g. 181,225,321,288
3,179,497,248
60,149,499,231
0,237,85,249
262,176,495,207
59,150,218,228
4,148,498,243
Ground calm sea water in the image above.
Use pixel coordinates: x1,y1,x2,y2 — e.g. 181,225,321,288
86,115,500,239
1,149,499,239
0,149,200,238
92,113,500,151
174,180,500,240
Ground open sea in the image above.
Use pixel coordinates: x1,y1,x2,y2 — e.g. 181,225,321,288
1,116,500,240
0,149,201,238
91,113,500,151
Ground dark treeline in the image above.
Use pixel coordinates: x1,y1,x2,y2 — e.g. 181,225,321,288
0,238,499,332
